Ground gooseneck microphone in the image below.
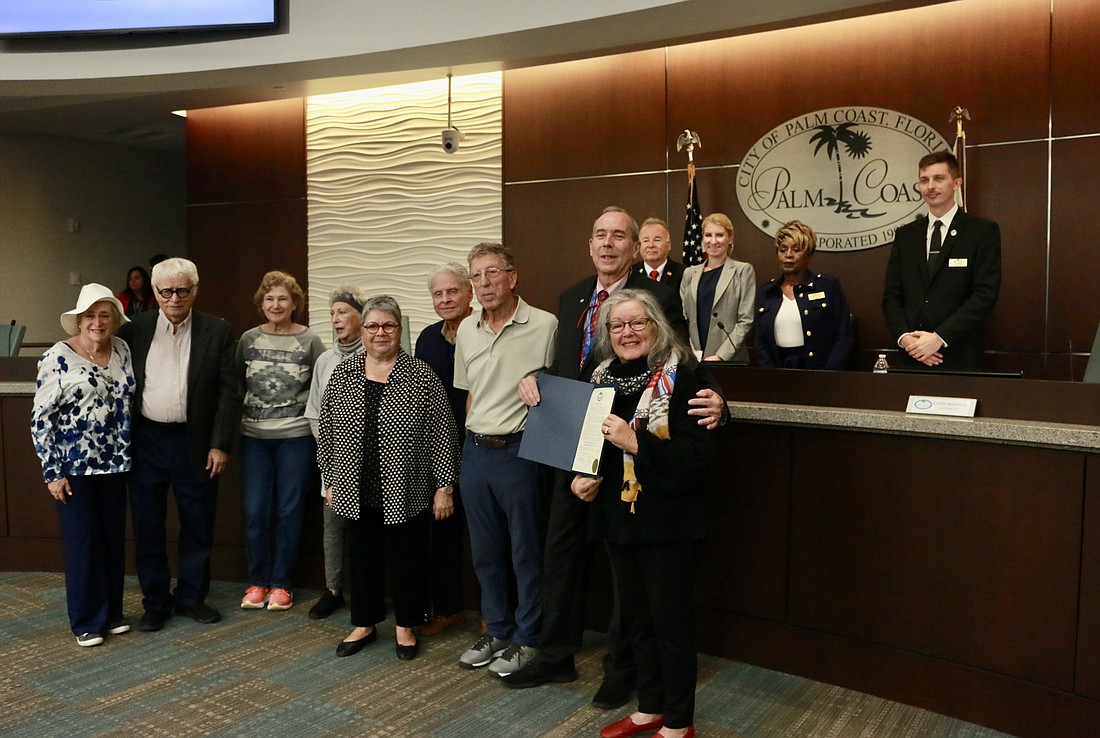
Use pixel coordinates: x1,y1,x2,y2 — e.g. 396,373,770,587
713,311,736,351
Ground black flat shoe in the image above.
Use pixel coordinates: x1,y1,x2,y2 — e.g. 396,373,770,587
137,610,171,632
308,590,346,620
335,629,376,657
395,640,419,661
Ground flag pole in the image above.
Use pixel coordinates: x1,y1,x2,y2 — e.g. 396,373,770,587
676,129,704,266
950,106,970,210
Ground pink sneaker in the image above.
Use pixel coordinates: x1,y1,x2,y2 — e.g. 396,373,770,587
267,588,293,611
241,585,270,609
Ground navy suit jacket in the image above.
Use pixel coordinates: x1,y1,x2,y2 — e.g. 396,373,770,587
882,210,1001,371
117,310,242,475
554,272,688,382
633,259,685,293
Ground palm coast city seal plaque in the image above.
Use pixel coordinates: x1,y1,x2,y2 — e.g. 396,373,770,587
735,107,950,251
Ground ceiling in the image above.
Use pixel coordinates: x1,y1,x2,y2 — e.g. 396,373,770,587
0,0,947,153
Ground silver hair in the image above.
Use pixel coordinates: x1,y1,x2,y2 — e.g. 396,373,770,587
594,289,694,369
151,257,199,287
360,294,402,325
329,284,369,311
593,206,640,242
427,263,472,292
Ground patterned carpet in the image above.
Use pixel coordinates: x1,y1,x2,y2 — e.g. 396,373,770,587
0,572,1014,737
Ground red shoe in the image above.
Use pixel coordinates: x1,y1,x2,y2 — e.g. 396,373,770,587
600,714,664,738
656,728,695,738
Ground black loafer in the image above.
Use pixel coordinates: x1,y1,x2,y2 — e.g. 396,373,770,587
336,629,377,657
137,610,171,632
501,658,578,689
395,641,419,661
308,590,346,620
591,678,634,710
176,602,222,624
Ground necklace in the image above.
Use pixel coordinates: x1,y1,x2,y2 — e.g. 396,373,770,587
78,340,109,367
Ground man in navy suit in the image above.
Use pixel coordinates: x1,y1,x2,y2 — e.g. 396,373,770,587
882,151,1001,371
632,217,685,292
117,258,241,631
505,207,724,707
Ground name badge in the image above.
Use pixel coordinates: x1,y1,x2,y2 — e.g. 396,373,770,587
807,291,826,300
948,258,968,268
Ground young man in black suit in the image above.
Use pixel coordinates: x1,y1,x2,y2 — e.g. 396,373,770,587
117,258,241,631
633,217,685,292
882,150,1001,371
506,207,724,708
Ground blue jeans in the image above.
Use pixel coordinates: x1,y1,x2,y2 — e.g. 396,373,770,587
241,435,314,589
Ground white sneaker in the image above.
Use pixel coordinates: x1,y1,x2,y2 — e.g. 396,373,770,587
76,632,104,647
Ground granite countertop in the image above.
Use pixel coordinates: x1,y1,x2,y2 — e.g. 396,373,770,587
727,400,1100,452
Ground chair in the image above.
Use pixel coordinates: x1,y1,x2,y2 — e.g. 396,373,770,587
1084,321,1100,383
0,321,26,357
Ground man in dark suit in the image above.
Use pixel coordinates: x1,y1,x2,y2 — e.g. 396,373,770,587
633,217,685,291
505,206,724,707
117,257,241,631
882,150,1001,371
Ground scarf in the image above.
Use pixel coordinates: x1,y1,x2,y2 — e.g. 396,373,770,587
334,335,362,357
591,354,678,513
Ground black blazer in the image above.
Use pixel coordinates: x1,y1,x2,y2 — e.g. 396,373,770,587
755,272,853,370
117,310,242,475
882,210,1001,371
633,259,686,292
554,272,689,382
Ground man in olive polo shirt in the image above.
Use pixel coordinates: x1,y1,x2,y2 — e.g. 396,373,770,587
453,242,557,679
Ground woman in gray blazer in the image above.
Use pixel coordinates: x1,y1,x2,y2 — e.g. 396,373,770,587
679,213,756,363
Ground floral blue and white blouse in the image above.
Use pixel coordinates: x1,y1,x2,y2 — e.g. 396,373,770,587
31,337,135,483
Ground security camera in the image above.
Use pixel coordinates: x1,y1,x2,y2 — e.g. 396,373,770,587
441,128,465,154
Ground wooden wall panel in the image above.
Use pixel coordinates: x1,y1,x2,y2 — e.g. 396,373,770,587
0,398,7,535
187,200,309,337
790,431,1082,690
666,0,1050,168
1051,0,1100,137
1078,453,1100,700
503,49,667,182
1050,137,1100,356
2,397,57,539
186,99,306,205
503,173,667,314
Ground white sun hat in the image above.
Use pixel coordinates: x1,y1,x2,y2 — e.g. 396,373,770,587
60,283,130,336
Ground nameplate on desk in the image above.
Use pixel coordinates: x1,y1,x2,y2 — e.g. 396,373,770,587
906,395,977,417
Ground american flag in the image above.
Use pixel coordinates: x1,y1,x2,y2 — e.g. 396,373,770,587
682,163,704,266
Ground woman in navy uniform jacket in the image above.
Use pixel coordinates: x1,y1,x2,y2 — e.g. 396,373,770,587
754,221,852,370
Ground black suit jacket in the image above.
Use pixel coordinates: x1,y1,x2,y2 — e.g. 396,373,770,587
882,210,1001,371
633,259,685,292
554,272,689,382
117,310,242,475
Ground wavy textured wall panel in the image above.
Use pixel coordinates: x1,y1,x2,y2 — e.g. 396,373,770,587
306,73,501,346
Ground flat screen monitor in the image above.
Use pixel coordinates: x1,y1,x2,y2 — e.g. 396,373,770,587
0,1,277,38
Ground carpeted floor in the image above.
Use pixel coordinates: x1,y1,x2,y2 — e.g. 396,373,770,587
0,572,1015,737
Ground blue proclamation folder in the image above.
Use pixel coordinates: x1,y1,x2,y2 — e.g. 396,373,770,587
518,374,615,475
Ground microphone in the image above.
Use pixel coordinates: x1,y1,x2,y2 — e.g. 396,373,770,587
713,311,736,350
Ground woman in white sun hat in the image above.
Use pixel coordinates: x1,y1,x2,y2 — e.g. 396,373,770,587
31,283,135,647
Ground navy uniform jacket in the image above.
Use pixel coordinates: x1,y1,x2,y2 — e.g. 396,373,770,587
882,210,1001,371
754,272,853,370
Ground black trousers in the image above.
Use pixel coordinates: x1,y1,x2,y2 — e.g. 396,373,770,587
430,487,466,617
608,539,701,729
537,478,634,684
346,507,431,629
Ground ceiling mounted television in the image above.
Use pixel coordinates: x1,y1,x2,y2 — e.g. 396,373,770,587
0,1,277,38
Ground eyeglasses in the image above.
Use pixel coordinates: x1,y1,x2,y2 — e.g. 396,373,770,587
157,287,193,299
470,267,514,282
608,318,652,334
363,322,399,335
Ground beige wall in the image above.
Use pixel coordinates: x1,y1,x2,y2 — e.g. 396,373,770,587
0,136,184,351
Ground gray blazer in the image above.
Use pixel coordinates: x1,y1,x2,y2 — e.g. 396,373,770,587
680,259,756,363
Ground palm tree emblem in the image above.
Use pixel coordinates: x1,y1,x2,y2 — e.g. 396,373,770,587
809,123,874,216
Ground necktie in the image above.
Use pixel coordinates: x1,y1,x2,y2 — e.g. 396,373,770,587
649,270,659,280
579,289,608,369
928,220,943,270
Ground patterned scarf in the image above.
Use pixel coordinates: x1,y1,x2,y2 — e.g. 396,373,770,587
591,355,678,513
